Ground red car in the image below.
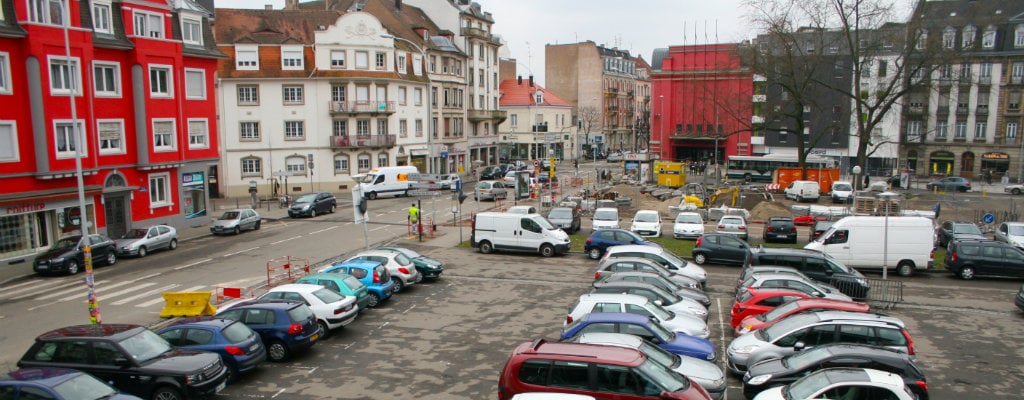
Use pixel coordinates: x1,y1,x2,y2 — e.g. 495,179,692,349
734,297,871,336
730,287,811,329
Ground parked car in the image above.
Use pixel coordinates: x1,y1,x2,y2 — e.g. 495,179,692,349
318,260,395,307
547,206,581,233
33,234,118,276
503,170,519,186
584,229,659,260
926,176,971,192
479,165,504,180
784,181,821,202
750,368,918,400
507,205,539,215
673,212,705,239
214,300,320,362
762,217,797,244
252,284,358,339
438,173,460,190
936,220,987,247
565,293,710,339
497,339,711,400
594,274,709,320
345,249,422,292
945,238,1024,279
561,313,717,361
156,317,267,383
210,208,261,235
734,266,807,293
716,215,749,240
725,311,913,374
810,220,833,242
743,247,870,300
592,279,711,309
591,207,621,231
115,225,177,257
692,233,750,266
375,245,445,281
735,297,871,336
295,272,372,311
737,271,853,302
994,221,1024,249
593,256,701,290
17,324,228,400
742,343,929,400
730,287,812,329
0,368,143,400
287,192,336,218
630,210,663,238
830,181,854,203
602,245,708,288
568,332,727,399
474,181,508,201
1005,183,1024,195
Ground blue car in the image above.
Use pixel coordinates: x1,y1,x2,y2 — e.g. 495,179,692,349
319,260,395,307
215,300,320,362
157,317,267,383
584,228,662,260
559,312,717,362
0,368,141,400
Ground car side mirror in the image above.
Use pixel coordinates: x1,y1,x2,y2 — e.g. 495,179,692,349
653,299,663,306
824,269,834,275
814,291,825,297
113,356,130,366
794,341,806,351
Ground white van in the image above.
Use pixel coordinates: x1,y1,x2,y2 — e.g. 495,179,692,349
804,216,934,276
784,180,821,202
471,212,571,257
357,166,419,199
591,207,620,231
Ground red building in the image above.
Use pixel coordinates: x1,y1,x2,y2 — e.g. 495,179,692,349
0,0,223,266
651,44,753,163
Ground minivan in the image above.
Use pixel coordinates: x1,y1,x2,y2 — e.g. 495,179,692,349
745,247,870,299
356,166,418,199
784,180,820,202
472,212,571,257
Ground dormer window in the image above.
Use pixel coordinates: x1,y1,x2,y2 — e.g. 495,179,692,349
235,45,258,70
534,91,544,105
962,25,976,48
942,27,955,49
133,11,164,39
1015,25,1024,48
982,26,996,48
29,0,65,26
281,46,303,70
91,0,112,34
181,17,202,46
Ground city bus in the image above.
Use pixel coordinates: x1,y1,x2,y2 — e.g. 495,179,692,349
725,154,836,182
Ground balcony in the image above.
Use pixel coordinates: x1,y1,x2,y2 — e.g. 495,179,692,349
330,135,396,149
907,105,924,115
328,101,396,115
460,26,502,45
955,105,969,114
467,109,507,123
976,105,989,115
531,123,549,132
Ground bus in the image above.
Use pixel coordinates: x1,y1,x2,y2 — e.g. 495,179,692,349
725,154,836,182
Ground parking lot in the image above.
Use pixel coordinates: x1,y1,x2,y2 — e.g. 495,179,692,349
218,241,1024,399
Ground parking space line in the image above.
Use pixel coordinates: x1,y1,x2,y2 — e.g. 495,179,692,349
309,226,339,235
402,304,416,314
271,236,302,245
174,258,211,271
224,247,259,257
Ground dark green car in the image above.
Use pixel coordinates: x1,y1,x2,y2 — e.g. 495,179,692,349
376,246,444,280
295,273,371,311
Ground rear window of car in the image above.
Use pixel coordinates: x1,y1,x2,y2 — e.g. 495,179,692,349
737,288,753,302
312,288,345,304
875,327,908,346
222,321,255,343
375,266,390,280
343,276,364,291
346,268,367,279
287,305,314,323
957,244,980,256
769,219,792,226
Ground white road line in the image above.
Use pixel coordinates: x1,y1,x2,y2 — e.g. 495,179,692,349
370,226,387,232
179,285,208,293
111,284,180,305
3,280,81,299
309,226,339,235
271,236,302,245
137,294,179,308
174,258,212,271
93,282,157,299
0,277,71,293
134,272,163,281
223,247,259,257
32,280,112,300
716,297,727,375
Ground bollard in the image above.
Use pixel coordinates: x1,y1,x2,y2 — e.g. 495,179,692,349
982,188,987,197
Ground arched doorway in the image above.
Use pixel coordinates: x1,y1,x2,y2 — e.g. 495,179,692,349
102,172,131,239
961,151,975,178
929,151,954,176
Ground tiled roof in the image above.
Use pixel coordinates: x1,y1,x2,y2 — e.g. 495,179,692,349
213,9,346,44
499,79,574,107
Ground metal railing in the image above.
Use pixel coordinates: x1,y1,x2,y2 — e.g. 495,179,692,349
830,276,904,310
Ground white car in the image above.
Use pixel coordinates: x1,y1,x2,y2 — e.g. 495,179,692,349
345,249,422,293
830,181,854,203
114,224,178,257
630,210,662,238
254,283,358,339
716,215,748,240
565,293,709,338
672,212,704,239
438,174,461,190
591,207,620,231
995,221,1024,248
752,368,917,400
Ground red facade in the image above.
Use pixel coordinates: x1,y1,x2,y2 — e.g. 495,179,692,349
0,0,222,265
651,44,752,163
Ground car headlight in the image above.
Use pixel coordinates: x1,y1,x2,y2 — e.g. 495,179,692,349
690,307,708,317
731,344,760,355
856,278,868,286
50,257,65,263
746,374,772,386
706,351,716,361
185,373,204,384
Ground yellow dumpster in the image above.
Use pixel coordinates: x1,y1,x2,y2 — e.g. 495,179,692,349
160,291,217,318
655,161,686,187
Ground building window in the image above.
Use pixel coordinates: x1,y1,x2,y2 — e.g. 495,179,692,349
1017,25,1024,48
93,61,119,97
397,53,407,73
239,121,260,141
376,86,387,102
181,17,202,45
184,69,205,100
0,52,9,94
942,27,955,49
356,119,370,136
357,155,370,172
398,86,407,105
979,63,992,83
96,119,124,155
235,46,258,70
907,121,922,141
330,50,345,68
355,51,369,69
237,85,258,105
415,119,423,137
54,120,85,158
331,85,346,102
1010,91,1021,110
284,121,304,139
955,122,967,138
975,122,987,138
936,121,948,138
1013,63,1024,84
1008,122,1019,139
510,114,518,127
332,120,347,136
49,57,81,95
0,121,17,162
91,1,112,34
282,85,304,104
963,25,976,48
399,119,408,138
29,0,65,25
241,158,261,176
376,119,387,135
133,11,163,38
286,156,305,174
377,153,388,167
148,173,170,207
414,88,423,106
982,28,996,48
188,119,208,149
429,55,436,73
149,65,172,98
152,119,175,151
334,155,349,173
915,29,927,50
375,51,386,70
281,46,303,69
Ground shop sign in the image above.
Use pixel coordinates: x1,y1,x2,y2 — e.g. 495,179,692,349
182,171,205,187
5,203,45,215
982,153,1009,160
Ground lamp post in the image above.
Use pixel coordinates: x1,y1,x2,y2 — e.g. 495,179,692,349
878,191,898,280
852,165,862,193
382,34,433,174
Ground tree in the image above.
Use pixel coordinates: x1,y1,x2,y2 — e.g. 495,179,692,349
577,106,602,158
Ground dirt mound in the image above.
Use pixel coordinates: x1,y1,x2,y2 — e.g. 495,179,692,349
749,201,791,221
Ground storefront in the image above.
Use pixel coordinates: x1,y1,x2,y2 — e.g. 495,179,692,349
981,152,1010,180
181,171,208,219
1,198,97,264
929,150,955,176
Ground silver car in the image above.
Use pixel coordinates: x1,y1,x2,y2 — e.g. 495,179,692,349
737,272,852,301
716,215,748,240
565,293,709,339
115,224,178,257
593,256,701,290
345,249,422,293
995,221,1024,248
210,208,261,235
474,180,508,201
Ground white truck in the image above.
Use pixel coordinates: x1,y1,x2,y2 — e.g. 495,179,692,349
471,212,571,257
804,216,934,276
356,166,419,199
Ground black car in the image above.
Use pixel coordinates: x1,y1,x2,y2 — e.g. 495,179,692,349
33,234,118,276
762,217,798,244
692,233,750,266
479,165,504,180
288,192,337,218
945,238,1024,280
810,220,834,242
742,343,928,400
17,324,228,400
744,247,870,299
936,220,987,247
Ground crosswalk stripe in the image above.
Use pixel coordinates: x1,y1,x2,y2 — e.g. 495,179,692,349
93,282,157,299
32,280,111,301
3,280,82,299
111,284,180,306
137,295,176,308
0,277,71,293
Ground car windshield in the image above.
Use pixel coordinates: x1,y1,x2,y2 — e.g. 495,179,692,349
52,237,81,250
675,214,702,224
549,208,573,218
475,182,490,189
359,174,378,184
784,370,835,400
535,217,555,230
645,321,674,341
658,251,687,270
295,194,317,203
635,213,659,223
833,183,852,191
782,345,833,370
594,209,618,221
646,301,673,320
762,313,817,342
311,288,346,304
760,300,802,322
954,224,983,235
219,211,240,220
118,329,172,363
124,229,149,239
721,217,743,225
52,372,119,400
637,357,689,392
638,340,679,368
1010,225,1024,236
287,304,314,322
222,321,257,343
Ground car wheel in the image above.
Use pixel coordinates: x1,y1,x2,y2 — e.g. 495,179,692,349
224,363,239,384
694,253,707,265
318,321,331,339
479,241,494,254
1014,188,1022,195
392,277,404,293
743,174,752,182
588,247,602,260
105,252,117,266
330,204,337,213
310,209,317,218
897,261,915,277
233,227,241,235
254,221,261,230
169,239,177,250
266,340,290,362
66,260,80,275
366,292,381,308
540,244,555,257
367,191,378,200
959,266,976,280
138,246,148,257
152,386,184,400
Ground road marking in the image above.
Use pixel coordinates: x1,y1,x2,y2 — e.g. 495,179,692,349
370,226,387,232
716,297,727,373
110,284,180,305
137,293,181,308
271,236,302,245
224,247,259,257
271,389,287,398
174,258,211,271
3,280,81,299
33,280,113,300
309,226,339,235
180,285,208,292
0,277,72,293
94,282,157,299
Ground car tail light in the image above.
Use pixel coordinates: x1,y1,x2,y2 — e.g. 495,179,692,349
739,226,746,230
929,249,934,260
594,272,602,280
566,315,573,325
902,329,915,356
225,346,246,356
585,237,593,244
695,237,703,247
766,226,773,232
914,380,928,393
965,182,971,187
718,225,725,229
951,252,957,262
372,270,382,283
288,323,303,335
399,267,411,274
791,227,797,233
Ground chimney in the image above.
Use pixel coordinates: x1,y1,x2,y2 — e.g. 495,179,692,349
396,0,402,10
517,75,522,85
285,0,299,10
529,75,534,87
265,4,272,10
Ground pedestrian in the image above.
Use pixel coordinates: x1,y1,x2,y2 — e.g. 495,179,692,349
933,203,941,220
985,170,992,185
863,174,870,188
408,203,419,225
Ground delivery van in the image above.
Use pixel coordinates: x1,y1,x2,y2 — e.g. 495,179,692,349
784,180,821,202
804,216,934,276
357,166,419,199
471,212,571,257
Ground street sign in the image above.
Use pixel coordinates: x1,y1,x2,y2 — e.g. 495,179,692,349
409,183,443,190
409,190,442,197
983,213,995,224
409,173,442,181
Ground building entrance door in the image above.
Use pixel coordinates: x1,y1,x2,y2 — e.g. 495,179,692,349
104,195,127,239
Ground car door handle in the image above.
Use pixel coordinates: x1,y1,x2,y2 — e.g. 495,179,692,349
842,246,850,249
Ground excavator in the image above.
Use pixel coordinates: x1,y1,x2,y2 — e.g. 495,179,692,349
679,183,739,209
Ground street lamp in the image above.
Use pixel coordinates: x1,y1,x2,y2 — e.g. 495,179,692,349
878,191,898,280
852,165,862,193
381,33,434,174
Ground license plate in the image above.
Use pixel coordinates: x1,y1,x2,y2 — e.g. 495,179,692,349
310,333,320,342
215,381,226,393
778,234,788,238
